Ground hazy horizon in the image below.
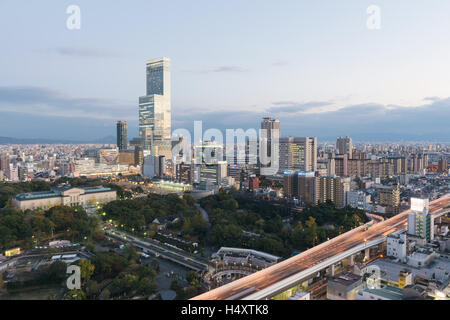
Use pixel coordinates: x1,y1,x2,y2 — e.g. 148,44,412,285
1,1,449,141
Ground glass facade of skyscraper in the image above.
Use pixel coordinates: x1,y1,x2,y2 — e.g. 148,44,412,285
139,57,172,159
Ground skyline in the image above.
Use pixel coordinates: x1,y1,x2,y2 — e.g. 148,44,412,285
1,1,450,141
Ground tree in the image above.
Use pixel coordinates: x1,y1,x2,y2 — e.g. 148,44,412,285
183,194,197,206
137,277,157,295
186,271,199,284
99,289,111,300
86,280,99,298
47,260,67,283
78,259,95,284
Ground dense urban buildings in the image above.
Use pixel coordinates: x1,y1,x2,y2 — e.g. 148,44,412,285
0,55,449,304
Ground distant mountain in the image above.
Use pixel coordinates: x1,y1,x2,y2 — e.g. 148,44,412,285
0,135,116,145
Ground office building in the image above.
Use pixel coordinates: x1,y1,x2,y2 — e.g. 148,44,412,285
438,157,448,172
134,146,144,166
116,120,128,151
261,117,280,156
0,154,9,171
143,155,166,179
176,163,194,184
336,136,353,158
279,137,317,172
347,191,370,210
200,161,227,185
139,57,172,158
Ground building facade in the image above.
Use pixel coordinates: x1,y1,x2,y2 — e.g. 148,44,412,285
139,57,172,158
116,120,128,151
13,185,117,211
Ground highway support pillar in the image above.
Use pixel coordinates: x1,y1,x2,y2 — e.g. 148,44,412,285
348,254,354,266
330,264,336,277
364,248,370,261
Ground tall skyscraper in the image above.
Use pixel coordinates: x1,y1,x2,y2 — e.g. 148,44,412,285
116,120,128,151
139,57,172,159
260,117,280,175
261,117,280,157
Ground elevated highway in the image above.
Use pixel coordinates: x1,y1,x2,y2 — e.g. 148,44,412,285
192,194,450,300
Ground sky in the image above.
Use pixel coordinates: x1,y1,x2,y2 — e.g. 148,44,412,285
0,0,449,142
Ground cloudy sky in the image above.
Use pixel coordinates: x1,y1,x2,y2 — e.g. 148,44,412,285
0,1,449,141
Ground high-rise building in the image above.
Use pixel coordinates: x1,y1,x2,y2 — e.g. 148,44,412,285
0,154,9,171
407,198,434,242
377,184,400,216
261,117,280,156
134,146,143,166
283,172,349,207
200,161,227,185
143,155,166,178
279,137,317,172
316,176,350,208
336,136,353,159
260,117,280,175
6,166,19,182
139,57,172,158
176,163,194,184
116,121,128,151
438,157,448,172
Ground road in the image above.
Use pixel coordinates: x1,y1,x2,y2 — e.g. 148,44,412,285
105,228,209,272
195,204,210,226
192,194,450,300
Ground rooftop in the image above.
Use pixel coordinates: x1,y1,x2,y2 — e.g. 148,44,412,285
362,286,404,300
14,185,112,201
329,273,362,286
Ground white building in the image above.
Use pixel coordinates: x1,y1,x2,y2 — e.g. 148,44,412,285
408,198,434,242
6,166,19,182
386,231,407,262
347,190,371,210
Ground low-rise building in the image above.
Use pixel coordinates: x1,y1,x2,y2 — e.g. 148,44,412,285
327,273,364,300
356,285,404,300
12,185,117,210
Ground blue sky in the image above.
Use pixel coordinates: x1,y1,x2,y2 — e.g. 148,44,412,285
0,1,449,141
